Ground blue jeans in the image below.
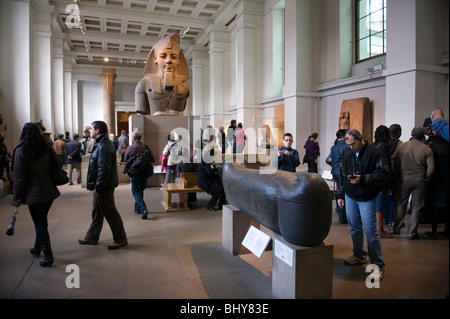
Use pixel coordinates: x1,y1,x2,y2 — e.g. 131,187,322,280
165,165,177,183
333,174,347,223
383,191,395,225
131,176,148,213
345,194,385,270
376,187,388,212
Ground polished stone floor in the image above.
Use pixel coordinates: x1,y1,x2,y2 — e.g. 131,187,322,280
0,181,448,300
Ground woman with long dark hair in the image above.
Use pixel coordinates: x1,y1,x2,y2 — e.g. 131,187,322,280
303,132,320,173
373,125,394,238
11,123,61,267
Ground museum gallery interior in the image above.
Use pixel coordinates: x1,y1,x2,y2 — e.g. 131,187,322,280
0,0,448,301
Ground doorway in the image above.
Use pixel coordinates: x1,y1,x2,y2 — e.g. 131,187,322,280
116,111,137,136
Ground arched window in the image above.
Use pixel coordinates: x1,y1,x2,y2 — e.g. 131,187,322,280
356,0,386,62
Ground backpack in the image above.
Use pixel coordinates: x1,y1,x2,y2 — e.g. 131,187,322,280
123,146,154,178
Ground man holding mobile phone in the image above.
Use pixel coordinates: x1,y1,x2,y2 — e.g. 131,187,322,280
336,129,390,281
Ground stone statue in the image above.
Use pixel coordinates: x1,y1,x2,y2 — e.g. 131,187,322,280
135,32,189,116
339,111,350,130
222,163,332,247
340,98,372,142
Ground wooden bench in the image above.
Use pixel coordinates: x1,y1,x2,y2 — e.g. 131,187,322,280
161,172,206,212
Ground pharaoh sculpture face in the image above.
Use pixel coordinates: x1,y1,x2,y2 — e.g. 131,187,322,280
144,33,187,80
152,41,181,76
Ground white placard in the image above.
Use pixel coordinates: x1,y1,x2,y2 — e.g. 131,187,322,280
241,225,271,258
274,239,293,267
321,170,333,180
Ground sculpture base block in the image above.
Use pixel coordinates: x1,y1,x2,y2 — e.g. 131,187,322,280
221,204,333,299
272,233,333,299
222,205,265,255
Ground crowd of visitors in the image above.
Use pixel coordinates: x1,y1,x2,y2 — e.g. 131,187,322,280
5,109,448,272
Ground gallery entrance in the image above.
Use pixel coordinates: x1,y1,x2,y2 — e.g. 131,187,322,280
116,111,137,136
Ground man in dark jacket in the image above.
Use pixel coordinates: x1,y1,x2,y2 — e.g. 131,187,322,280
79,121,128,250
330,129,350,223
197,148,226,212
65,134,82,185
337,129,390,281
124,130,155,220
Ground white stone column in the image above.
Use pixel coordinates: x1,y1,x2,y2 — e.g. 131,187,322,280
10,0,33,141
283,0,316,150
385,0,448,135
52,34,65,136
208,25,229,128
186,45,209,118
64,56,73,134
71,79,80,135
234,0,263,131
33,1,54,134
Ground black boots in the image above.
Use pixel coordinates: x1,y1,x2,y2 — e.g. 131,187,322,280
29,240,41,257
207,197,218,212
39,241,54,267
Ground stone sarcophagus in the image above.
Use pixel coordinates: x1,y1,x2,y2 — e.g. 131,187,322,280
222,163,332,247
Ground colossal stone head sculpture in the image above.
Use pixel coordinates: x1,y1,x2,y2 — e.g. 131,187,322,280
135,32,189,116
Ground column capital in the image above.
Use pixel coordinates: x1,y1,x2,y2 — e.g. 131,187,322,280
101,68,117,80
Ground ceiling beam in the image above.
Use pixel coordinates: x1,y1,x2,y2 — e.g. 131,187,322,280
53,1,211,29
66,30,195,50
72,47,148,61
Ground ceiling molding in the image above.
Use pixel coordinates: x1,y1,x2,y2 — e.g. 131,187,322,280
51,0,232,69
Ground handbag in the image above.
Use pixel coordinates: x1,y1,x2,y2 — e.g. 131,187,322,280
50,151,69,186
325,153,332,166
5,208,19,236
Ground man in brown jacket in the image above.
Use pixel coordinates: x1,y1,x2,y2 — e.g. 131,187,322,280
52,134,66,162
392,127,434,239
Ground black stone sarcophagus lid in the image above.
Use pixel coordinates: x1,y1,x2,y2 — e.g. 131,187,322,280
222,163,332,247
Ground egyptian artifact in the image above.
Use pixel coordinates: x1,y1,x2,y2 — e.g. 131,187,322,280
339,97,372,142
222,163,332,247
135,32,189,116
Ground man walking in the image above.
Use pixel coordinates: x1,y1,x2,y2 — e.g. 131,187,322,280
392,127,434,239
337,129,390,280
79,121,128,250
124,131,155,220
65,133,82,185
118,130,129,162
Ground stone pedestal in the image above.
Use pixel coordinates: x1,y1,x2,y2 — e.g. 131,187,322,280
272,232,333,299
222,205,262,255
221,204,333,299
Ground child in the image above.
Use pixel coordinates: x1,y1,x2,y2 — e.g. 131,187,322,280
277,133,300,172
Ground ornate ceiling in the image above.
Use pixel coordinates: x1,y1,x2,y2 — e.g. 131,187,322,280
52,0,238,68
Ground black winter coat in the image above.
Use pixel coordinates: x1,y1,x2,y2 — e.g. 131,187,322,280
65,139,82,163
337,141,390,202
12,145,60,205
87,134,119,192
197,161,224,198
